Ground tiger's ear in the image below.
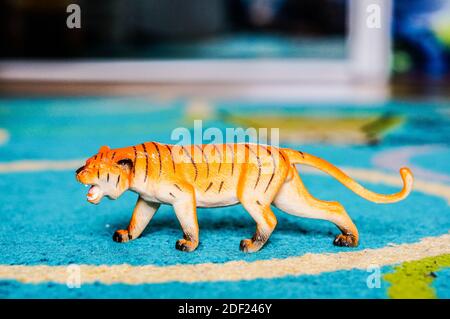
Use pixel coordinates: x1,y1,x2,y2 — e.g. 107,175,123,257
117,158,133,170
99,145,110,153
98,145,111,153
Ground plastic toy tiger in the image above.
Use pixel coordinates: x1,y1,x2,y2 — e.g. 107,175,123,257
76,143,413,253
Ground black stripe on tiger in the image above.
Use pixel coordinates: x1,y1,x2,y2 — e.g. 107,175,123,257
182,146,198,181
165,144,176,173
151,142,162,178
263,146,276,193
218,180,224,193
142,143,149,182
227,144,234,175
205,182,213,193
116,175,120,187
132,146,137,177
213,144,222,173
174,184,182,192
279,150,287,163
245,144,262,189
196,145,209,178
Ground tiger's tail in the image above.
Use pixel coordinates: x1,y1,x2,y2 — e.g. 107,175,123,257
281,148,413,204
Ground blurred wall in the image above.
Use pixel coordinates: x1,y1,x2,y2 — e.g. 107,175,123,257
0,0,345,58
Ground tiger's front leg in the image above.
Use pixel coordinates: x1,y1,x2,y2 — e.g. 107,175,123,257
113,197,160,243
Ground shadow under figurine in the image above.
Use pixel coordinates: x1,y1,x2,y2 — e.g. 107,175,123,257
76,143,413,253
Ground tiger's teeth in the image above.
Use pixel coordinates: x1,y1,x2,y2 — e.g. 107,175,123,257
87,185,101,202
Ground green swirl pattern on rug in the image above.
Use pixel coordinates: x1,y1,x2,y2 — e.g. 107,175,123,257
385,254,450,299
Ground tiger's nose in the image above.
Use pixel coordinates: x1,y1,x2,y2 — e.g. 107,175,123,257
76,166,85,175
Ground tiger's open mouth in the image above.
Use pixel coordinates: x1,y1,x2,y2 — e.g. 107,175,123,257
85,184,103,204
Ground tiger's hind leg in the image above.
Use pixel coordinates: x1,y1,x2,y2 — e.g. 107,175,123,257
273,166,359,247
237,148,289,253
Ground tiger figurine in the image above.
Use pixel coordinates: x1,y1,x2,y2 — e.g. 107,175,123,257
75,143,413,253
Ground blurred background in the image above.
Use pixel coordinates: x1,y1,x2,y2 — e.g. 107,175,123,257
0,1,450,300
0,0,448,98
0,0,450,140
0,0,348,59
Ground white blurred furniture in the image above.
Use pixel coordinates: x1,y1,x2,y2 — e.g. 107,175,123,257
0,0,392,101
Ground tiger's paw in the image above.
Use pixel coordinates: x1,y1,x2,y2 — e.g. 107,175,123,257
333,234,358,247
175,239,198,252
113,229,132,243
239,239,262,253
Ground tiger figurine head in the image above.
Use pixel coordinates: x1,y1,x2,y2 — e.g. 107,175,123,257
76,145,134,204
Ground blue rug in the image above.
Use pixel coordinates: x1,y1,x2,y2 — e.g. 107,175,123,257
0,97,449,298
